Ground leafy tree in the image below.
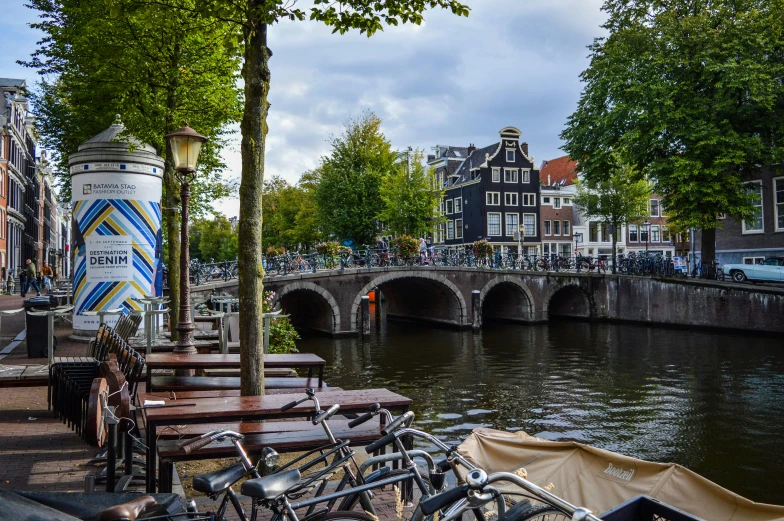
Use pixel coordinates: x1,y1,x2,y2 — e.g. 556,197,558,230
262,174,321,251
315,112,399,247
379,149,445,237
24,0,242,339
561,0,784,262
141,0,470,395
191,215,239,261
572,159,651,273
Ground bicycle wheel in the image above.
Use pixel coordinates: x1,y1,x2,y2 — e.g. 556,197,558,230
313,510,383,521
507,505,569,521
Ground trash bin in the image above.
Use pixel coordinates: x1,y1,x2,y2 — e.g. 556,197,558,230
24,296,56,358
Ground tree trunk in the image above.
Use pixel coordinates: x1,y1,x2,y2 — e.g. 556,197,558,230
164,169,181,340
701,226,716,264
239,15,269,396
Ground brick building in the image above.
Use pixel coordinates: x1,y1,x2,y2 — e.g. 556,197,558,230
539,156,577,257
429,127,541,253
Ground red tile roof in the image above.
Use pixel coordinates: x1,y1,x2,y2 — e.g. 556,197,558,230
540,155,578,186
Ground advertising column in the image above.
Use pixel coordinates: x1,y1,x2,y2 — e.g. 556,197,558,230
71,166,163,332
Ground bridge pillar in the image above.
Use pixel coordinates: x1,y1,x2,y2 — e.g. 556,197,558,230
471,290,481,332
361,295,371,335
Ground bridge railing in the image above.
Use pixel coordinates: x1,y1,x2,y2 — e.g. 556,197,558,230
174,250,723,286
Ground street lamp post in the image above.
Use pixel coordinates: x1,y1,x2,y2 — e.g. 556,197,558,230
643,221,651,254
166,123,207,357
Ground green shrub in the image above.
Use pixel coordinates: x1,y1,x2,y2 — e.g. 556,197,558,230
263,290,300,354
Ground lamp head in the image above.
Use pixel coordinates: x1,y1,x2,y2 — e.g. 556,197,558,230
166,122,207,173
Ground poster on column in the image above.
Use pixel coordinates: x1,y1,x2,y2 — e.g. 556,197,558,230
86,236,134,282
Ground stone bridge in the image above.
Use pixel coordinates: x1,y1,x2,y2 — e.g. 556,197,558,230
191,267,784,335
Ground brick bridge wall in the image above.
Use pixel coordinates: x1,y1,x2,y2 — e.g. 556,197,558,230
191,267,784,335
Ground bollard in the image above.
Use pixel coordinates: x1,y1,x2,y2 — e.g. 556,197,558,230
472,290,481,332
84,474,96,493
361,295,370,335
374,287,382,329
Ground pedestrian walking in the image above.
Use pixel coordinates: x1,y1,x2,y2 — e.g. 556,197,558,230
23,259,40,297
419,237,427,264
41,263,53,293
19,268,27,297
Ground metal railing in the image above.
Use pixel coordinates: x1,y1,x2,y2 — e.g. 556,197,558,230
177,249,726,284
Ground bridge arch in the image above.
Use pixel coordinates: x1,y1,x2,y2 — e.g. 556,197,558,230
547,284,593,318
479,276,535,322
270,281,341,335
350,272,468,330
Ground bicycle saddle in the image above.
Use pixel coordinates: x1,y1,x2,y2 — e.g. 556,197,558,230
193,462,247,494
96,495,157,521
241,468,301,500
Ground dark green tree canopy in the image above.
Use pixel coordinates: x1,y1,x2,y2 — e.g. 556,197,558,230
561,0,784,234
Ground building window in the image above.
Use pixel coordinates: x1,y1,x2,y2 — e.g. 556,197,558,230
523,214,536,236
523,193,535,206
553,220,561,236
775,177,784,231
662,226,670,242
544,220,551,236
522,170,530,183
640,224,649,243
553,198,561,209
650,199,660,217
506,150,515,162
563,198,570,204
743,257,765,265
504,192,518,206
742,181,763,233
492,168,500,183
445,199,453,214
504,169,518,183
488,213,501,236
589,222,598,242
600,224,610,242
447,220,455,240
486,192,500,205
629,224,638,242
651,225,660,242
563,220,570,235
505,213,519,236
456,219,463,239
455,198,462,213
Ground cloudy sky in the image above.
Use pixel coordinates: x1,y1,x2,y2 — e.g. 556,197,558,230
1,0,607,217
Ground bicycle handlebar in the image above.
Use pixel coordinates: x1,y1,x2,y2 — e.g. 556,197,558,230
348,403,379,428
312,404,340,425
420,484,469,515
365,431,398,453
381,410,414,435
281,395,309,411
178,430,244,454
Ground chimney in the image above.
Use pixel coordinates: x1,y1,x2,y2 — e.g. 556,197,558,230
521,142,529,156
467,143,476,155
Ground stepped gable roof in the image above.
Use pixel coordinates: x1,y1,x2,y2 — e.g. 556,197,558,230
0,78,26,89
448,143,498,185
539,155,578,186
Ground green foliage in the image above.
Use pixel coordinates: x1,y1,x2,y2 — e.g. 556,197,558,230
571,159,652,230
394,235,419,258
561,0,784,233
265,246,285,257
190,214,239,262
263,291,299,354
262,173,322,251
379,149,445,237
473,240,493,259
315,112,399,246
24,0,242,212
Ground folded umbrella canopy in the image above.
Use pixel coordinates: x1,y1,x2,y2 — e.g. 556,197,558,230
458,428,784,521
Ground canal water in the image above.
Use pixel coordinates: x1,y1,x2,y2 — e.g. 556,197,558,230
299,320,784,505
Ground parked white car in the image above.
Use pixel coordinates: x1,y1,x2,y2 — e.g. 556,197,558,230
723,257,784,282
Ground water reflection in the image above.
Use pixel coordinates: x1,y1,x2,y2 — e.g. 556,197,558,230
298,320,784,504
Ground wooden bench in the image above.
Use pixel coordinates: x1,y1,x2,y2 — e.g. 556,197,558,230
138,387,342,403
156,419,384,492
147,376,326,392
144,353,326,392
143,388,412,492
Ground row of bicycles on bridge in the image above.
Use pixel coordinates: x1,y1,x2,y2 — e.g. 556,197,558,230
129,389,603,521
169,250,725,284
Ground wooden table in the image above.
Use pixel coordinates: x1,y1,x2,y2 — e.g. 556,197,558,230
144,353,326,391
142,388,412,492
